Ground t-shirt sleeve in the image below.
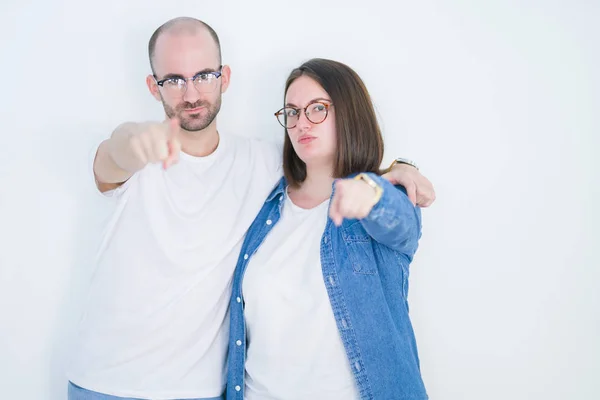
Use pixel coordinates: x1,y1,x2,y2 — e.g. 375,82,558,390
268,139,284,179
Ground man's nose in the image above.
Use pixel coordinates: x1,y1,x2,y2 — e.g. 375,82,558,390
182,80,202,103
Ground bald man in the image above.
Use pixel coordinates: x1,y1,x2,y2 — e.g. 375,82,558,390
67,17,435,400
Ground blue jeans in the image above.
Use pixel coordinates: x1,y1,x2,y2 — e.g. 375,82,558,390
68,382,225,400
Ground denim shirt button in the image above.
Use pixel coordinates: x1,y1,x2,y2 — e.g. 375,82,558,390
236,297,241,303
324,236,328,244
236,340,242,346
266,219,272,225
244,254,249,260
235,385,241,391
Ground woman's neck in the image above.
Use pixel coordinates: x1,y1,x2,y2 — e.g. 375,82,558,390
288,163,334,209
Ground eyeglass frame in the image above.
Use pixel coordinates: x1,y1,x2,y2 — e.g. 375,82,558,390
274,101,334,129
153,66,223,94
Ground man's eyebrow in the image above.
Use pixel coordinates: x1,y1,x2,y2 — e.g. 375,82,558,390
285,97,332,107
159,68,220,80
193,67,221,75
160,73,184,80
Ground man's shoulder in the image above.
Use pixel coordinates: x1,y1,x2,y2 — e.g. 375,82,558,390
224,133,283,182
225,133,282,162
227,133,281,153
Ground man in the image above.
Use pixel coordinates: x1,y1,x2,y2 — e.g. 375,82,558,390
67,17,436,400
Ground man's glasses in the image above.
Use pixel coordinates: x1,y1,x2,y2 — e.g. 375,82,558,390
155,66,223,96
274,101,333,129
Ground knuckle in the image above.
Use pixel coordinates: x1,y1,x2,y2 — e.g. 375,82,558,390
151,128,165,142
128,134,140,148
129,136,145,155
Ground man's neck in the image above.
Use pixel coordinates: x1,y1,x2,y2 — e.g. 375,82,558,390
179,123,220,157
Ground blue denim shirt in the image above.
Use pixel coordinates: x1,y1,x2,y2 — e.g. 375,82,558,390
226,173,428,400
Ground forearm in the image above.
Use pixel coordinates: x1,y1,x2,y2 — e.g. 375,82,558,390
360,173,422,258
93,123,140,184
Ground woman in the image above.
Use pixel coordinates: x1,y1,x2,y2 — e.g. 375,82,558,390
227,58,428,400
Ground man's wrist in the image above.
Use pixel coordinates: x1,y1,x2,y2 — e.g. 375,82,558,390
384,157,419,174
393,157,419,170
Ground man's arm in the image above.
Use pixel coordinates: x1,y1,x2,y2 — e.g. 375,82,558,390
381,160,436,207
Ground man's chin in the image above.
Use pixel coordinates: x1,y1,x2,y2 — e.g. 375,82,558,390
180,118,210,132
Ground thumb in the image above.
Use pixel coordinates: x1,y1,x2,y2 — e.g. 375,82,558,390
329,200,342,227
329,181,344,226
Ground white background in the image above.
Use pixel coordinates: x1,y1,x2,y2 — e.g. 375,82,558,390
0,1,598,399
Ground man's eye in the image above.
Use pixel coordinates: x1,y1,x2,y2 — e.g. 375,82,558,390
165,78,183,86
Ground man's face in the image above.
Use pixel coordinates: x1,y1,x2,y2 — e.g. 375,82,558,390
148,30,230,132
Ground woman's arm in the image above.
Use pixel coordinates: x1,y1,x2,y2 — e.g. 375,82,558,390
329,172,422,258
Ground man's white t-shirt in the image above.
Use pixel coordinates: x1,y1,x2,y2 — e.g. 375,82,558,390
67,133,282,399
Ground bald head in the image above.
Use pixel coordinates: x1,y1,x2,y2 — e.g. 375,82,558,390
148,17,221,74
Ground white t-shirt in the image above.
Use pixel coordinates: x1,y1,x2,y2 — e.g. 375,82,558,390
242,190,360,400
67,133,282,399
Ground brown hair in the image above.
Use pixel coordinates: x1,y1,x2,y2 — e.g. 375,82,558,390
148,17,222,74
283,58,384,187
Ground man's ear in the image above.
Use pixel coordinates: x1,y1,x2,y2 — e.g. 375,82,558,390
220,65,232,94
146,74,161,101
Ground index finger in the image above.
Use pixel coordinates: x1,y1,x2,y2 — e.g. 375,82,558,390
167,117,181,138
405,181,417,207
329,180,345,226
163,118,181,169
163,137,181,169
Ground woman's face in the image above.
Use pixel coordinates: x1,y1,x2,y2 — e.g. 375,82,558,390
284,76,337,168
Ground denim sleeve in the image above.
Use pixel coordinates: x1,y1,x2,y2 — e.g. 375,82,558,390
359,172,422,259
